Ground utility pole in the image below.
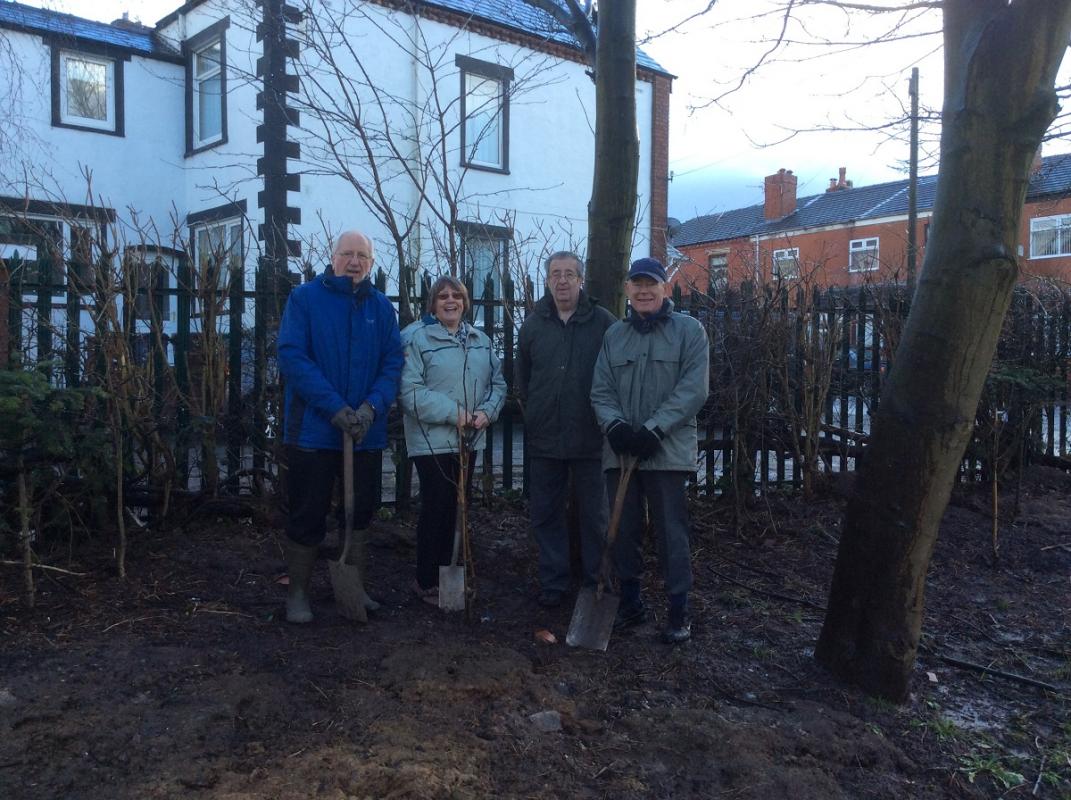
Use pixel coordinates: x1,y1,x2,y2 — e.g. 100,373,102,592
907,67,919,296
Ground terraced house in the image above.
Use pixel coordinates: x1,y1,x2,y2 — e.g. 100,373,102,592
0,0,672,365
670,157,1071,293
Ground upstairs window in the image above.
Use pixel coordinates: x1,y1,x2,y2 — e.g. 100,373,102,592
185,19,229,154
772,247,799,279
1030,214,1071,258
707,252,728,295
849,237,879,272
52,49,123,135
456,55,512,173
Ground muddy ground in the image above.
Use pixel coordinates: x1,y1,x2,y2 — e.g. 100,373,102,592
2,467,1069,799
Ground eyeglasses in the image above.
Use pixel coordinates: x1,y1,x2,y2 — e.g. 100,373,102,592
336,250,372,262
549,271,579,283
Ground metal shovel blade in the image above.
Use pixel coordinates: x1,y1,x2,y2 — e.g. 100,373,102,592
329,549,367,623
565,587,620,651
438,565,466,612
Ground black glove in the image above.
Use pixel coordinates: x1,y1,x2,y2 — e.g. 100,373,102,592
632,425,663,460
351,402,375,444
606,420,634,456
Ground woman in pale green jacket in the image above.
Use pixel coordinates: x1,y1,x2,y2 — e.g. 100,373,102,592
399,276,506,603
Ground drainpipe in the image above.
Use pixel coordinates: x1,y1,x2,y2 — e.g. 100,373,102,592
753,234,761,284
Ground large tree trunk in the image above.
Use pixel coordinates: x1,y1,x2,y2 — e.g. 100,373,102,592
585,0,639,317
816,0,1071,702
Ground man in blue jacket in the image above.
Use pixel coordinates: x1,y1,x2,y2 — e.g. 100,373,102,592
277,230,403,623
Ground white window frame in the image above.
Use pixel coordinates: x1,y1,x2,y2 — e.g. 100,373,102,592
707,252,728,294
58,50,116,132
772,247,800,279
463,72,503,169
849,237,880,273
192,37,223,148
194,218,244,293
125,247,178,325
1029,214,1071,259
457,55,512,173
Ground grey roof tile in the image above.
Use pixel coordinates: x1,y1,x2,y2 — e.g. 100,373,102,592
0,0,177,57
673,153,1071,247
423,0,667,73
1,0,665,73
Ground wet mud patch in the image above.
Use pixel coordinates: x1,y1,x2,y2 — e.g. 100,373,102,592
2,465,1069,798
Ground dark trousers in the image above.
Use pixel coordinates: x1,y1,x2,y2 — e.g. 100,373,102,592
285,446,380,547
529,457,606,594
413,453,475,590
606,468,693,598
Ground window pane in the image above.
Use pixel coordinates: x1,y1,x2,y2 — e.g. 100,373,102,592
69,225,93,287
1032,227,1057,257
773,249,798,278
198,75,223,141
465,74,501,166
196,42,221,77
66,58,107,121
466,239,497,297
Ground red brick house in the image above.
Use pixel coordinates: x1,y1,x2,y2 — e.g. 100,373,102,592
670,155,1071,293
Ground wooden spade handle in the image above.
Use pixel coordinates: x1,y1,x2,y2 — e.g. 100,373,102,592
340,432,354,563
597,455,638,593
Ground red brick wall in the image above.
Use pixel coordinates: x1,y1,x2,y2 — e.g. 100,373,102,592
649,75,672,263
672,195,1071,293
1019,195,1071,282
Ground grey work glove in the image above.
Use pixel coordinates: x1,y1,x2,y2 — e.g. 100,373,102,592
351,402,375,443
331,402,376,443
331,405,361,437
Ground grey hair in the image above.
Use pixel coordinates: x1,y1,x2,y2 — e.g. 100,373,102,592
544,251,584,278
331,231,374,259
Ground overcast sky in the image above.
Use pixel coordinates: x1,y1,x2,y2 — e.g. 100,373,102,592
22,0,1071,222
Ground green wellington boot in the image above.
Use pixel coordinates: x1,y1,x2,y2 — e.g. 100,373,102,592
285,539,318,623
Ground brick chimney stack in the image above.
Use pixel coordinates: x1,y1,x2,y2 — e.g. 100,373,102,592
764,168,798,220
826,166,853,192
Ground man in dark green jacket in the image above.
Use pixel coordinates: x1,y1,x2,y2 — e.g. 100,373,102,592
518,251,616,607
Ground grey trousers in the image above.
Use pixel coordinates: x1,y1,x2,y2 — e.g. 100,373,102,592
606,468,693,597
529,457,607,594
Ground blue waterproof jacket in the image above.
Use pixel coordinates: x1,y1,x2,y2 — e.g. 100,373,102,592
278,269,403,451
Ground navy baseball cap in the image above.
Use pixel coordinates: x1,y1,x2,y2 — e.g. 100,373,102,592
628,257,668,283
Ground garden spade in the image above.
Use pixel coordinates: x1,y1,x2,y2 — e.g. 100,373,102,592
439,424,473,612
566,455,638,651
329,432,368,623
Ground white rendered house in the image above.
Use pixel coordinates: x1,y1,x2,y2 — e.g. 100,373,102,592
0,0,671,368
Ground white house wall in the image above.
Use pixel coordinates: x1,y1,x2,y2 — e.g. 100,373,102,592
289,1,658,285
0,26,185,241
4,0,662,300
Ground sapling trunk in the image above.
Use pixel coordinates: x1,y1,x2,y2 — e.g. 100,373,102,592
991,420,999,564
17,457,34,608
113,409,127,579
